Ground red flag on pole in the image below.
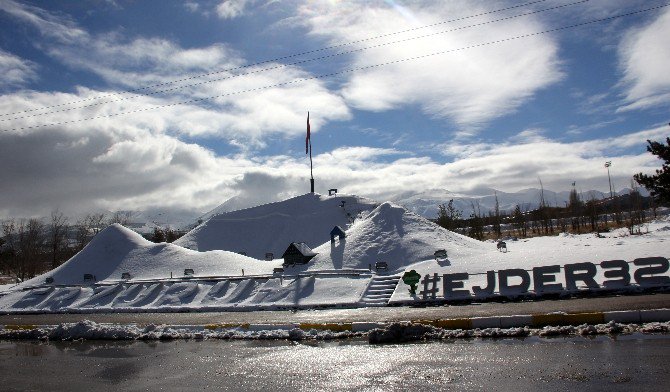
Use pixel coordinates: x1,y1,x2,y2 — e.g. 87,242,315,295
306,112,311,154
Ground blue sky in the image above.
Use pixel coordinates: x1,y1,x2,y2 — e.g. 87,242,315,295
0,0,668,219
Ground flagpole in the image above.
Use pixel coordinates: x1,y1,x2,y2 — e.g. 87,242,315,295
307,112,314,193
309,139,314,193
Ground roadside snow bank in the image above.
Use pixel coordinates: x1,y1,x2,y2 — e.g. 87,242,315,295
2,320,668,342
367,320,670,343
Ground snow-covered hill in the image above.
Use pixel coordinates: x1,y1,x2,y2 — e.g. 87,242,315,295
291,202,488,274
175,193,379,259
1,192,666,314
19,224,281,287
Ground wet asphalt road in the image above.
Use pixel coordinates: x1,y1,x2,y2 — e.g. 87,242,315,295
1,335,668,391
0,293,668,326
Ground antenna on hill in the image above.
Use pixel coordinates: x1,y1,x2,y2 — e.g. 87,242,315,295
306,111,314,193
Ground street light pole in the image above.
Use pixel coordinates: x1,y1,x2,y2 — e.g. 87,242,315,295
605,161,613,199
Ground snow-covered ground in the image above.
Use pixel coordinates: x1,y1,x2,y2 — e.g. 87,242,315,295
0,193,668,313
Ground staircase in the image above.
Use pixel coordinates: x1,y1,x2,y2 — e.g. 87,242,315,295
360,275,401,306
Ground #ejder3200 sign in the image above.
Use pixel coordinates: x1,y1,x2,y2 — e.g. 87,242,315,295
409,257,670,300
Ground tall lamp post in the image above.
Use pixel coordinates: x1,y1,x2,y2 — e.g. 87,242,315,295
605,161,613,199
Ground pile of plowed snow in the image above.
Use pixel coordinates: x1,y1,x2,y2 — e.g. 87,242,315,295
291,202,489,274
18,224,281,287
175,193,379,259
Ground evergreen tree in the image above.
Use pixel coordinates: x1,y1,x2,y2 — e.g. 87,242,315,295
152,227,165,243
436,199,462,231
634,137,670,203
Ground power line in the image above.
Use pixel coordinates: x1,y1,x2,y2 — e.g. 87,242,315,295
0,0,593,123
0,0,555,118
2,3,667,133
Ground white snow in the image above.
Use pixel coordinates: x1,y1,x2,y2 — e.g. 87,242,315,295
1,319,668,341
18,224,282,287
292,201,488,274
0,193,668,313
174,193,379,258
390,218,670,303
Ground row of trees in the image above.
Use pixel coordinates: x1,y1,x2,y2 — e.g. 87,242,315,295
0,211,181,282
436,183,653,241
436,137,670,240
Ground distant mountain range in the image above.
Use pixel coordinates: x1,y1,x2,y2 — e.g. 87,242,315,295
390,187,648,218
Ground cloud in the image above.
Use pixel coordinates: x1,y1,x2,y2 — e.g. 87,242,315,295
0,0,665,222
0,1,350,143
216,0,250,19
617,7,670,112
201,126,670,213
0,0,87,44
297,0,563,127
184,2,200,13
0,49,37,89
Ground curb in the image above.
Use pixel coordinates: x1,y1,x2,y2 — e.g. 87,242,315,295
3,309,669,333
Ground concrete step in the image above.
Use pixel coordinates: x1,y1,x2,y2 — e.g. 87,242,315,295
360,276,401,306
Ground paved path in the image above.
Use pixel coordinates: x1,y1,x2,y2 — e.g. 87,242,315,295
1,293,668,326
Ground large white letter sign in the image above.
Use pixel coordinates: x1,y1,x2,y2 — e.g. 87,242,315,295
600,260,630,288
564,262,599,291
498,269,531,295
633,257,670,286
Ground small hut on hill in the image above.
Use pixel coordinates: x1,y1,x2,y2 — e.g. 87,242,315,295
282,242,317,265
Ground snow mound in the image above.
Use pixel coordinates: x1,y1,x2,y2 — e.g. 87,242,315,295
18,224,281,287
301,202,488,273
175,193,379,259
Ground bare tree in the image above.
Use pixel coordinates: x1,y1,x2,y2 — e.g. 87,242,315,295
585,192,599,232
73,213,105,251
49,210,69,269
108,211,132,226
568,187,582,233
1,220,17,276
88,213,106,234
492,192,501,239
468,200,485,240
512,204,527,237
16,219,45,281
628,179,645,235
